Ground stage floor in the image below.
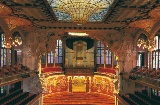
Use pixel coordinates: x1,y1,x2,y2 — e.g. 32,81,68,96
43,92,114,105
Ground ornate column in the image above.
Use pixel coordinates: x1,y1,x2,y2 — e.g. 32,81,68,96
148,39,154,72
104,44,106,68
94,40,97,69
53,52,56,67
148,49,152,71
62,38,66,68
112,52,115,69
6,48,11,65
115,52,124,94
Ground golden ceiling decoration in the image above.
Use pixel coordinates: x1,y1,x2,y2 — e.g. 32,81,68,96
48,0,114,23
0,3,12,16
149,6,160,19
129,19,156,33
4,16,32,30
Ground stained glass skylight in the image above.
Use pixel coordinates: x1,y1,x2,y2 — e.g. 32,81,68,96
47,0,114,23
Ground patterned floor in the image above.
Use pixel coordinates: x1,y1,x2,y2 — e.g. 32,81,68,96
43,92,115,105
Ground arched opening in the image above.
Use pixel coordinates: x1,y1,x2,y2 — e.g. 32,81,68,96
136,33,149,68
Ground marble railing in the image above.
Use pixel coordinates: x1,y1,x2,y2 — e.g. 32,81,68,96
123,72,160,90
0,70,37,87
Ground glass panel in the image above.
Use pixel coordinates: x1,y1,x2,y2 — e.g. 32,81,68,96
41,54,46,64
1,49,3,66
47,0,115,22
96,57,100,64
9,50,11,65
59,48,62,56
96,50,101,56
153,52,155,68
48,53,51,63
156,52,158,69
1,33,5,47
101,56,104,64
154,36,158,50
3,49,6,66
159,36,160,49
58,57,62,63
159,52,160,69
59,40,62,46
97,41,101,47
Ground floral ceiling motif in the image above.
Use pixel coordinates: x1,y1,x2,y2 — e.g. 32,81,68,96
4,16,32,30
129,19,156,33
0,3,32,31
149,6,160,19
0,3,12,16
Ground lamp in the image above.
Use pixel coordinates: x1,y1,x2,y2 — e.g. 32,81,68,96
3,33,22,48
137,34,154,50
137,34,149,49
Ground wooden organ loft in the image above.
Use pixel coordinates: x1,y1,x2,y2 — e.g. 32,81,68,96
0,0,160,105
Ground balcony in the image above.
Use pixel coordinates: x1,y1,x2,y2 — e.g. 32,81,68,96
0,70,37,87
122,72,160,90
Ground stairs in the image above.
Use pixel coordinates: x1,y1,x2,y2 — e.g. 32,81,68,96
43,92,114,105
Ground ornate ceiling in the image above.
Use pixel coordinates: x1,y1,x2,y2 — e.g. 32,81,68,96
47,0,114,23
0,0,159,42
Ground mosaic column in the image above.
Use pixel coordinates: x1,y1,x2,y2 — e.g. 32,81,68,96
112,52,115,69
53,52,56,67
148,49,152,71
94,40,97,69
115,52,124,95
6,48,11,66
62,38,66,67
104,44,106,68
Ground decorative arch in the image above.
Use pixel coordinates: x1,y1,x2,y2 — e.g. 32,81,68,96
133,29,149,49
150,20,160,39
10,27,27,45
0,18,9,33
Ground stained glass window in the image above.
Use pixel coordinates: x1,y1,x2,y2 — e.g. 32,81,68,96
48,51,53,64
42,40,63,64
0,33,7,67
47,0,114,22
152,34,160,69
56,40,62,63
96,41,112,64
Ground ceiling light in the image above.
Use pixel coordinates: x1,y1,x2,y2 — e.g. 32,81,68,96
68,32,88,36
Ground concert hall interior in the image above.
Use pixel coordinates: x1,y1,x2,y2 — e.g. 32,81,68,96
0,0,160,105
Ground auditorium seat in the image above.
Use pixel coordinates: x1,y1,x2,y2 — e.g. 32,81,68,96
121,94,137,105
120,90,160,105
135,91,160,105
0,89,23,104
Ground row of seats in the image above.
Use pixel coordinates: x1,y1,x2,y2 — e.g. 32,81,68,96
0,88,36,105
131,67,160,79
121,90,160,105
0,64,30,77
0,89,23,103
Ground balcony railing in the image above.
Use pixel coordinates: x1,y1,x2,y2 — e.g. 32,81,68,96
0,70,37,87
122,72,160,90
